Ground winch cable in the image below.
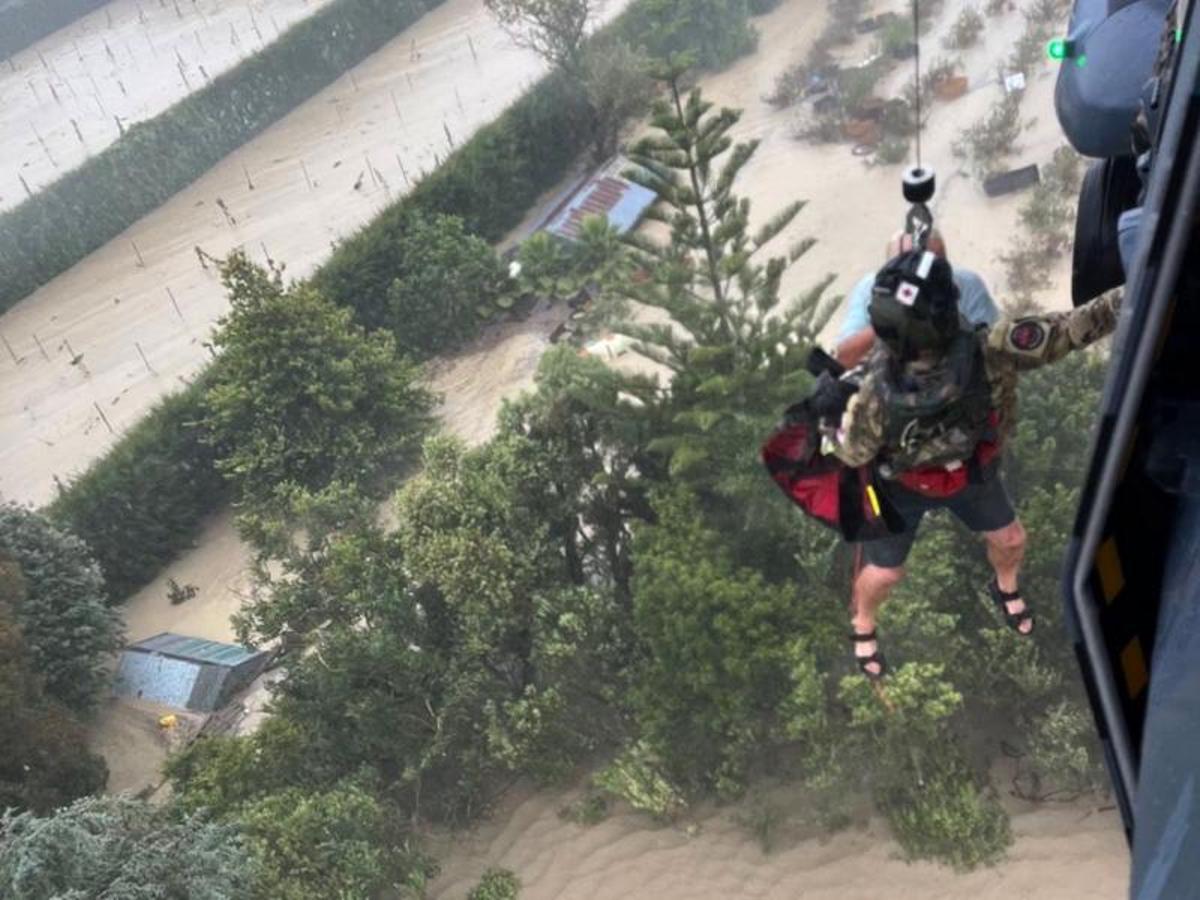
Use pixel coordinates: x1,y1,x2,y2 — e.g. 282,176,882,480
912,0,923,168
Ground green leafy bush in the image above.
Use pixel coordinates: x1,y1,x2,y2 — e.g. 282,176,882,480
0,504,121,710
468,868,521,900
240,783,426,900
0,0,442,314
596,741,688,820
880,754,1013,871
626,0,758,69
952,94,1023,176
341,210,508,354
875,136,911,165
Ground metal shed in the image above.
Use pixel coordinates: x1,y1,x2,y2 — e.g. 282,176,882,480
543,161,657,242
113,633,270,712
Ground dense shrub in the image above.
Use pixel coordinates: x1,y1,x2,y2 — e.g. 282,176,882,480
0,0,442,314
468,868,522,900
0,505,122,711
322,211,508,356
0,796,254,899
0,0,109,60
202,253,434,522
880,753,1013,870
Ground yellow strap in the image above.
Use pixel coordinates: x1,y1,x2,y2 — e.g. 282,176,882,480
866,484,882,517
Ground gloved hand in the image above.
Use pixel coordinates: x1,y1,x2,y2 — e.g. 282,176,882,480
810,371,858,423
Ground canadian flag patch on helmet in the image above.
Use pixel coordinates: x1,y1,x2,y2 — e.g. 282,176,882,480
896,280,920,306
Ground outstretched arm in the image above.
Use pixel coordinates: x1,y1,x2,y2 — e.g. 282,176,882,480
823,370,886,468
988,291,1124,369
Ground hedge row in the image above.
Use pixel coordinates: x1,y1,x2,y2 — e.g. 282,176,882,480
46,369,228,602
0,0,442,314
314,0,757,314
47,0,762,601
0,0,110,61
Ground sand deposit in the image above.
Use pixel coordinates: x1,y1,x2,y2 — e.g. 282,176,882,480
426,780,1128,899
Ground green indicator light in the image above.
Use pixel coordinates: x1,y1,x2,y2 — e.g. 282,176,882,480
1076,54,1087,67
1175,27,1183,43
1047,37,1076,61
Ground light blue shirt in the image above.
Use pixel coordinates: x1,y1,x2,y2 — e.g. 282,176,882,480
836,267,1000,342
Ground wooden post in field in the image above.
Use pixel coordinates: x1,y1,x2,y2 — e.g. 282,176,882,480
136,341,155,374
167,287,184,321
300,159,314,190
93,401,115,434
2,333,19,364
132,240,146,267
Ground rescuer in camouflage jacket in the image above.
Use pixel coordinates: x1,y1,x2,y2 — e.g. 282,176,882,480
819,248,1123,679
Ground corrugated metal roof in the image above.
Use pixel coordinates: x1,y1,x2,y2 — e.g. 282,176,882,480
115,650,211,710
129,632,261,668
544,174,657,241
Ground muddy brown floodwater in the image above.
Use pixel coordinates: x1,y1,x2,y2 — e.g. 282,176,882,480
0,0,338,212
0,0,628,509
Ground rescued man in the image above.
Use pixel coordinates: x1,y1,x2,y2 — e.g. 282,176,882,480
835,230,999,369
818,248,1123,678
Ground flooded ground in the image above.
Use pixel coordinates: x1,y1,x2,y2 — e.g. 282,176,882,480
0,0,338,212
0,0,631,508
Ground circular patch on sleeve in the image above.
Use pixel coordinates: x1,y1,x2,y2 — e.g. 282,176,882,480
1009,320,1046,351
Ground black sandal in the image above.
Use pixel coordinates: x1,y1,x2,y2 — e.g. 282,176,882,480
987,578,1035,635
850,629,888,680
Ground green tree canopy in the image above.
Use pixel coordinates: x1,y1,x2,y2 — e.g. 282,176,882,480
0,796,254,900
595,71,835,575
0,558,108,813
0,504,122,711
202,252,434,538
375,211,510,356
629,487,803,792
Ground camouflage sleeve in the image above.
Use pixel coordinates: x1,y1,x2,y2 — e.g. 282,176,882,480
987,291,1124,370
825,370,886,468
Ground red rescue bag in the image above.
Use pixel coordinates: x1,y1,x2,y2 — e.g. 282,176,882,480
761,408,904,542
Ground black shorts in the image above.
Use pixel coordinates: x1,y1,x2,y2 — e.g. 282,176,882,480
860,467,1017,569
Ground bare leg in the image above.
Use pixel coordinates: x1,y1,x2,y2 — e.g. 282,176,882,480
983,518,1031,634
850,563,906,675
